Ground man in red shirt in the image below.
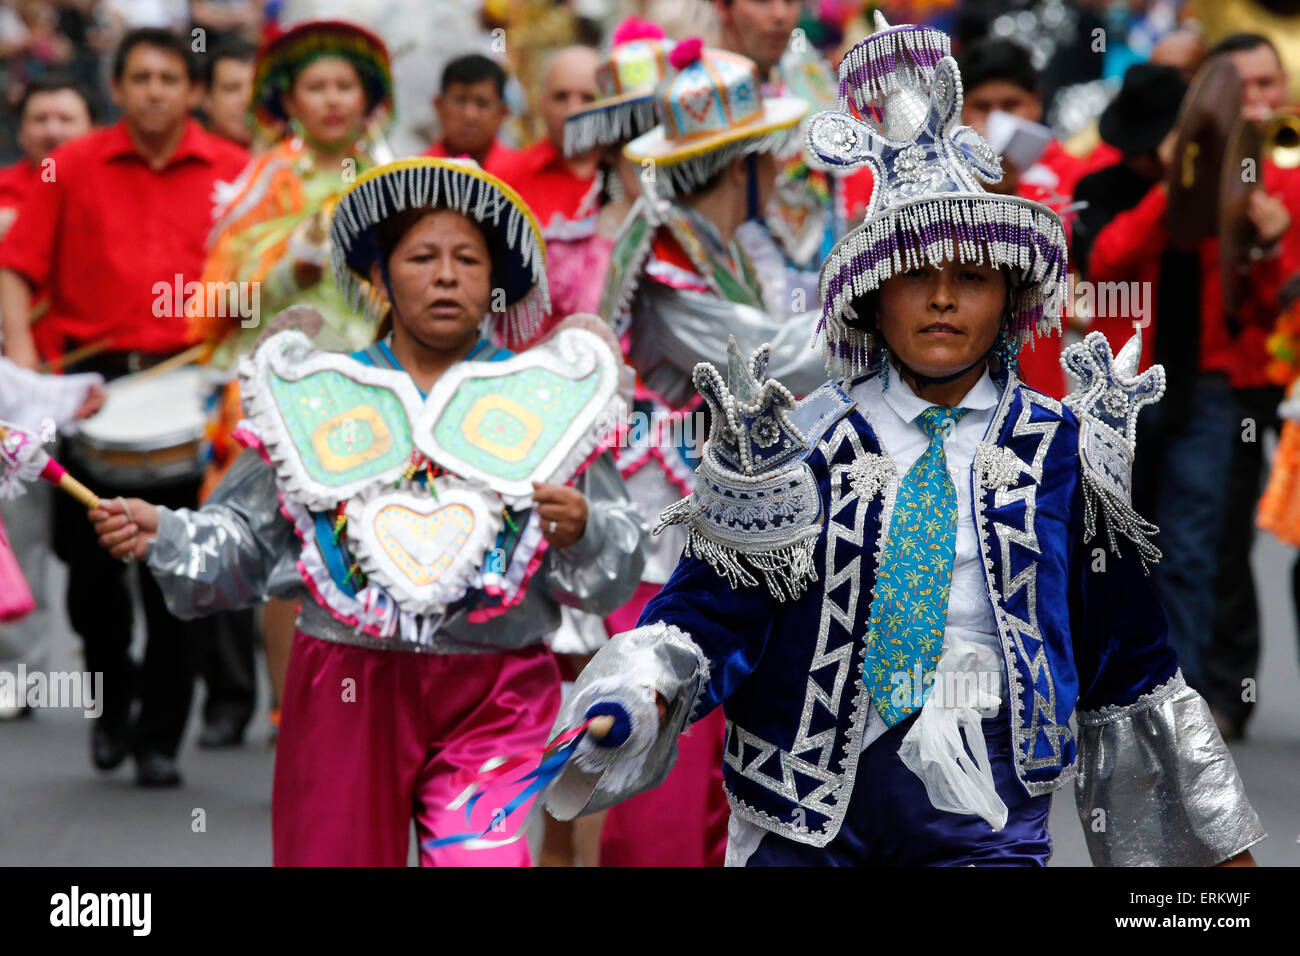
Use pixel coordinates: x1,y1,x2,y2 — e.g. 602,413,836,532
495,45,600,233
1077,44,1300,718
1199,34,1300,741
0,77,94,240
0,28,248,788
424,53,519,177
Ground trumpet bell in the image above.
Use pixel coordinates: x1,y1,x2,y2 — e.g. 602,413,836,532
1264,113,1300,169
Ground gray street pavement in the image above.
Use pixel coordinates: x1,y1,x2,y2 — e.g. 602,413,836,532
1,534,1297,867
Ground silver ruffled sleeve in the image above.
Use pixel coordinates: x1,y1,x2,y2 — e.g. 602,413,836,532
626,283,827,409
1073,670,1266,866
146,449,300,620
545,622,710,820
542,451,647,616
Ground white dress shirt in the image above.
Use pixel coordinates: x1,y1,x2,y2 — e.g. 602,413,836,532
850,364,1004,751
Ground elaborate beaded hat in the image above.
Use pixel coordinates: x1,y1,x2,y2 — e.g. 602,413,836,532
329,157,550,344
563,17,675,157
624,38,808,196
805,12,1069,377
251,19,394,141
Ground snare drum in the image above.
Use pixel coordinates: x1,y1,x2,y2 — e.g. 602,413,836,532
72,367,219,488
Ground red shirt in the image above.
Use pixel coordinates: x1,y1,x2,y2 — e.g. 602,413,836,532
1087,163,1300,388
493,139,596,233
0,120,248,361
423,138,520,179
0,158,40,212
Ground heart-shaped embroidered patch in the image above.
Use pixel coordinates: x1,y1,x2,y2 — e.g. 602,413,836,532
345,480,503,617
679,86,716,127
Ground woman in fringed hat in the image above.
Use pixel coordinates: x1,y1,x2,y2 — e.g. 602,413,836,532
542,15,1264,867
86,157,646,865
190,19,397,728
589,36,830,868
195,19,396,368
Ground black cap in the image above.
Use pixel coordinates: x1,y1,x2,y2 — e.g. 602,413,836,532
1099,63,1188,154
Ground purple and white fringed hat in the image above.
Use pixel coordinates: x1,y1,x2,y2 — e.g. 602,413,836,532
806,12,1068,377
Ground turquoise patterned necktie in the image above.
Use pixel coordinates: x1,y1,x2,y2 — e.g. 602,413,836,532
863,405,969,726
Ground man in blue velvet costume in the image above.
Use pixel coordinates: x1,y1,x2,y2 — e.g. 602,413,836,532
543,14,1265,868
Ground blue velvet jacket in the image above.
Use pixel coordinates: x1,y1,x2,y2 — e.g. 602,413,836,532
636,372,1178,845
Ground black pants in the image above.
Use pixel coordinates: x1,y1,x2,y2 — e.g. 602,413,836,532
1204,386,1300,727
53,471,209,758
198,608,257,729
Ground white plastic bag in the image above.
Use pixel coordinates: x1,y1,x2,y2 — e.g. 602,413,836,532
897,635,1009,831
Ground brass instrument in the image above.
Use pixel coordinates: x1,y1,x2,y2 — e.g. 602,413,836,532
1263,111,1300,168
1165,56,1242,250
1222,107,1300,313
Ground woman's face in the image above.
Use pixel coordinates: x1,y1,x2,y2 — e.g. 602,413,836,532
876,259,1008,378
286,57,367,147
371,208,492,351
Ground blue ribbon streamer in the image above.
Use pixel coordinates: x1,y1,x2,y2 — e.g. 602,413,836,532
424,735,582,850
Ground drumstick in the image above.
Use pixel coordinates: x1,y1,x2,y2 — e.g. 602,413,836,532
126,341,214,386
36,334,115,374
37,457,100,509
0,423,100,509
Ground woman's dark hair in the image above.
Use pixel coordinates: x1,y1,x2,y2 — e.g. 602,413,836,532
370,206,499,341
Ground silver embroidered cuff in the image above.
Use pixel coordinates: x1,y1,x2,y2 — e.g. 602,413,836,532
1073,670,1266,866
544,621,710,820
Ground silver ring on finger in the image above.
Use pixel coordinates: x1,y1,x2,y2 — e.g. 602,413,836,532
548,520,557,534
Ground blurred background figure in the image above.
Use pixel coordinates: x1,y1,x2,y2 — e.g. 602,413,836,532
425,53,518,175
0,74,93,237
495,45,600,240
1203,31,1300,743
196,36,255,149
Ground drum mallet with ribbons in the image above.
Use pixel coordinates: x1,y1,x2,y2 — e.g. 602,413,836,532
0,421,101,508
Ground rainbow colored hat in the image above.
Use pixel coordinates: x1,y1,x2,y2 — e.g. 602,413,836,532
624,39,808,196
251,19,394,138
804,12,1068,376
329,157,550,345
563,17,675,157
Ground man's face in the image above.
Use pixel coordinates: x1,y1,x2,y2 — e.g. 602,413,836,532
18,89,92,162
962,80,1042,136
542,48,598,153
1232,45,1288,122
110,44,198,139
719,0,802,76
203,57,253,146
434,78,507,158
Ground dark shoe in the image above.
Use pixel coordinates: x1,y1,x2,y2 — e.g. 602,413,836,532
91,720,132,771
134,751,182,788
198,714,247,749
